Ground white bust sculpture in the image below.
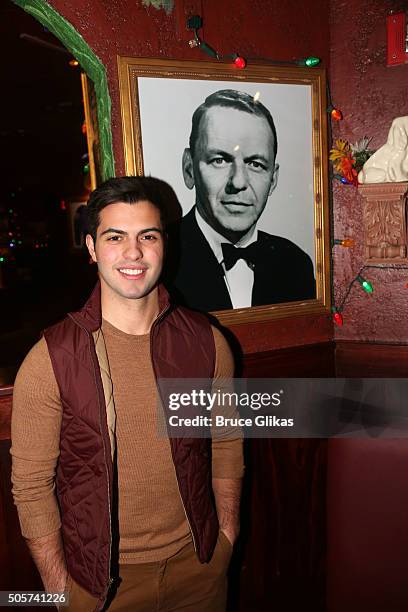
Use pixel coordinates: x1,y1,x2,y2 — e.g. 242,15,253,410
358,116,408,183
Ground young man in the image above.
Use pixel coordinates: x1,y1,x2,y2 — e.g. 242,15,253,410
170,89,316,311
11,176,243,611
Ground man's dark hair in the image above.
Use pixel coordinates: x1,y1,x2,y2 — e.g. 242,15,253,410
86,176,170,241
189,89,278,159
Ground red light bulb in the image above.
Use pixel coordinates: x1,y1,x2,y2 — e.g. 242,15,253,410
234,55,246,69
333,311,343,326
331,108,342,121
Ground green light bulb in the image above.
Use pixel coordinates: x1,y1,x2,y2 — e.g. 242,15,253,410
305,56,320,67
357,275,373,293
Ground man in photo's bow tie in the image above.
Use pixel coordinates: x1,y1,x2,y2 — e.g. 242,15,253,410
168,89,316,312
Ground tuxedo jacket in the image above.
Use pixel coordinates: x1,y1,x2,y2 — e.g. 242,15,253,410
166,208,316,312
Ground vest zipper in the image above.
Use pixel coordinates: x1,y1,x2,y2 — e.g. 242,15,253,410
149,304,198,554
94,338,113,600
68,314,113,597
90,335,113,593
171,454,197,553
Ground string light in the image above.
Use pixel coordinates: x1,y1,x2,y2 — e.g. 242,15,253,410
326,84,342,123
304,56,321,67
69,59,79,67
334,238,355,247
356,274,373,293
331,264,408,326
186,16,319,69
232,54,246,69
329,106,342,121
332,307,344,326
198,41,218,59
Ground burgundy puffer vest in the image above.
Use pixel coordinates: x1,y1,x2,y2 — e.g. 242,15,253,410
43,283,218,608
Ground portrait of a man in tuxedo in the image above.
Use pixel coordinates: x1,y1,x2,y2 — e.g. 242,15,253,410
168,89,316,312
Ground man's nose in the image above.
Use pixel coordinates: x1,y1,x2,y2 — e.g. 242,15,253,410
123,239,143,259
225,162,248,193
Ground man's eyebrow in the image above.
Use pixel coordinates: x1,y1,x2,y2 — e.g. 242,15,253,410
100,228,127,236
139,227,163,235
99,227,163,237
205,148,234,160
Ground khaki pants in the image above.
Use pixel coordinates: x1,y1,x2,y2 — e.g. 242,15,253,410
66,531,232,612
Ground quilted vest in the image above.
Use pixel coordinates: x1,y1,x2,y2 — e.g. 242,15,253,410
43,283,218,609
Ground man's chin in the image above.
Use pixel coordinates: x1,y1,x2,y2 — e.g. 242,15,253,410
104,281,158,302
215,219,255,239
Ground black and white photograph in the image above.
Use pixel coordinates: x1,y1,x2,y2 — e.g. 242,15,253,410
118,58,330,322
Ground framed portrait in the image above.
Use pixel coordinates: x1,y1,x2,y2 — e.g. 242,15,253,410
117,57,331,325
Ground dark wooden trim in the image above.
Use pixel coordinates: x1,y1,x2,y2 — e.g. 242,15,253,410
243,341,335,377
335,340,408,377
0,439,43,591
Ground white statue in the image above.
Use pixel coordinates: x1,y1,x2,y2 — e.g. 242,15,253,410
358,116,408,183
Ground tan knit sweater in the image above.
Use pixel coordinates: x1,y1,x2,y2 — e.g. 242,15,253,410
11,321,244,563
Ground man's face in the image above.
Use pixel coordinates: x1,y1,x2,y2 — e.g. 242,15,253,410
86,200,164,302
183,106,278,240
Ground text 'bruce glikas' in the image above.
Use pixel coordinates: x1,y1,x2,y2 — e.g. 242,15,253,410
167,389,294,428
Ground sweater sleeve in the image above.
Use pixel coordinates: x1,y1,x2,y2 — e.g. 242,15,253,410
10,337,62,539
211,326,245,479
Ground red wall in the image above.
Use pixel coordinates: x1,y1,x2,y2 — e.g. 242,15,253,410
45,0,331,353
331,0,408,343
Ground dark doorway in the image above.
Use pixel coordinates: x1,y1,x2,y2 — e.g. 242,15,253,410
0,2,97,385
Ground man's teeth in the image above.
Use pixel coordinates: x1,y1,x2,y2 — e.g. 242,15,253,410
119,268,144,275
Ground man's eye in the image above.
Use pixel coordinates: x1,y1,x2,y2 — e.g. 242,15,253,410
248,160,267,171
140,234,157,241
210,158,228,167
107,235,121,241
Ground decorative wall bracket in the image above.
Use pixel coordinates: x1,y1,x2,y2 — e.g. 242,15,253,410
359,182,408,263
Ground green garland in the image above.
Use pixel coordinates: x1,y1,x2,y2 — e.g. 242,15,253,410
12,0,115,181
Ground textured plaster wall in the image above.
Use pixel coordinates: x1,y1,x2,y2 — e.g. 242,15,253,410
331,0,408,343
43,0,331,353
47,0,330,176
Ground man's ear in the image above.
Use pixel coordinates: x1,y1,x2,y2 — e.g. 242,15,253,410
86,234,97,263
182,148,195,190
268,163,279,196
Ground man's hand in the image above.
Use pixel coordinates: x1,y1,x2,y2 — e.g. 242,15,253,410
212,477,242,547
26,530,68,594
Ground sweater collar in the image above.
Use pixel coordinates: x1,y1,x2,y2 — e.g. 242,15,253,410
69,281,171,333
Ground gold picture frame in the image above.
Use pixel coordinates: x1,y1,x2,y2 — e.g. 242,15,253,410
81,73,102,191
117,56,331,326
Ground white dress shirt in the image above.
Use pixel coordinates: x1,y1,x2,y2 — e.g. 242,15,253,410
195,209,257,309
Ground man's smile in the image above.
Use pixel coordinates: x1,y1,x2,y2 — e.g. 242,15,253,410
221,201,254,214
222,200,253,207
118,267,147,278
